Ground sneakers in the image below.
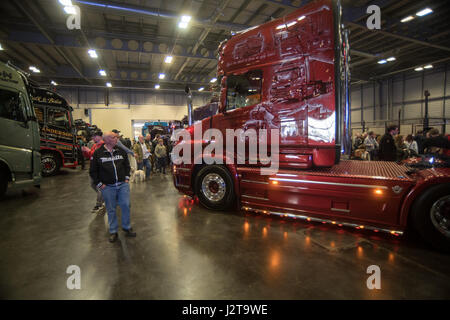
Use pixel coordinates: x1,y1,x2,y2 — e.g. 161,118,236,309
122,228,137,237
92,204,106,214
98,204,106,214
109,233,118,243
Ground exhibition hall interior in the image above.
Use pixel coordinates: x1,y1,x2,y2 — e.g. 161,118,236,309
0,0,450,301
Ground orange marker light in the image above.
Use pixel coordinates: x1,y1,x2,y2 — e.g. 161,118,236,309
374,189,383,195
272,180,279,185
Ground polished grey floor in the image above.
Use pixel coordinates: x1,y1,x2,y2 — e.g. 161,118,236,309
0,167,450,299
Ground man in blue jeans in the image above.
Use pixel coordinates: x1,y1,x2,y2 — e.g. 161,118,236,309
90,131,137,242
132,135,152,180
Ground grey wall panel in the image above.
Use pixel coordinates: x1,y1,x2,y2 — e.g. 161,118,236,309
351,89,360,110
175,95,184,106
110,91,124,104
363,86,374,107
351,110,361,123
428,100,443,117
393,104,402,121
405,77,422,101
393,80,403,103
405,103,421,119
424,72,444,97
363,108,374,122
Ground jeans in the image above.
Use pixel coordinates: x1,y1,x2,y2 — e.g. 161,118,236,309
101,182,131,234
137,158,152,178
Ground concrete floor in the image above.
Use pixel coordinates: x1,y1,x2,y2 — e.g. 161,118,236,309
1,167,450,299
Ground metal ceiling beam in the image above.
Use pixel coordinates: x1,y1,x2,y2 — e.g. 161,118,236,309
74,0,249,32
13,0,90,83
5,29,218,62
174,0,231,80
347,22,450,53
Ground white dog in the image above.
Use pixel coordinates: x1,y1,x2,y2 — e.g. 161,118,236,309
128,154,145,182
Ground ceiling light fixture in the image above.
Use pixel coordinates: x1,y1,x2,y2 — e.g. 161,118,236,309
88,50,98,58
106,82,112,87
178,15,191,29
164,56,173,64
155,84,160,89
99,69,106,76
386,57,396,62
416,8,433,17
0,43,4,51
159,73,165,79
210,78,217,83
64,6,77,14
198,87,204,91
415,67,424,71
401,16,414,23
29,66,40,73
377,59,387,64
51,81,58,86
58,0,72,5
424,64,433,69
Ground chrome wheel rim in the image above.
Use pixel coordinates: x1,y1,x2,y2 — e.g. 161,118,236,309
42,158,56,174
430,195,450,238
201,173,226,202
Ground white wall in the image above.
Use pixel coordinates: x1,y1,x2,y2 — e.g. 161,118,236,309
72,104,186,138
351,64,449,133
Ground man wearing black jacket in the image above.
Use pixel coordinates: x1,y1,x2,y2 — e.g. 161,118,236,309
379,125,399,161
90,131,136,242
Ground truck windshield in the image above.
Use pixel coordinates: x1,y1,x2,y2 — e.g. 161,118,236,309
226,70,262,110
47,108,70,129
0,89,26,122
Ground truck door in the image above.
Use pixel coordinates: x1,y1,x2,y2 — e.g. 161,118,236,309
214,70,264,164
0,89,34,174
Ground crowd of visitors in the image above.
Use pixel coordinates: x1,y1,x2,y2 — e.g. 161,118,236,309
352,126,450,161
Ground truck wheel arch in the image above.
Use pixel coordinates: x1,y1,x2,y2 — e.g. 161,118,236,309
0,159,13,181
400,178,450,228
192,160,240,201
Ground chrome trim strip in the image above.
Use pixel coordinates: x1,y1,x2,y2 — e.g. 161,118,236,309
241,195,269,201
241,206,403,236
176,184,190,188
269,178,389,190
241,179,268,185
177,168,191,172
331,208,350,213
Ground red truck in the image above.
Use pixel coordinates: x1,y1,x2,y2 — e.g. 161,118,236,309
172,0,450,251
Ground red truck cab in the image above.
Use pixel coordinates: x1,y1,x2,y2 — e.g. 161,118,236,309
173,0,450,251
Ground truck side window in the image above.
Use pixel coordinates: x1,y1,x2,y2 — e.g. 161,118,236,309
47,108,69,129
0,89,25,122
226,70,262,111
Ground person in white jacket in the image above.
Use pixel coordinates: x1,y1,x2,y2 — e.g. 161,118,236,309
364,131,379,160
405,134,418,156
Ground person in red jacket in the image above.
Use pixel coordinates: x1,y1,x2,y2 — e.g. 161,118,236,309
89,131,106,213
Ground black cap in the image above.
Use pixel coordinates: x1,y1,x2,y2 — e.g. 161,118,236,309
112,129,121,134
92,130,103,137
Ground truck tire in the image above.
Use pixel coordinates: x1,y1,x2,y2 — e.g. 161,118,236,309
411,183,450,252
194,165,236,211
0,169,8,197
41,153,61,177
